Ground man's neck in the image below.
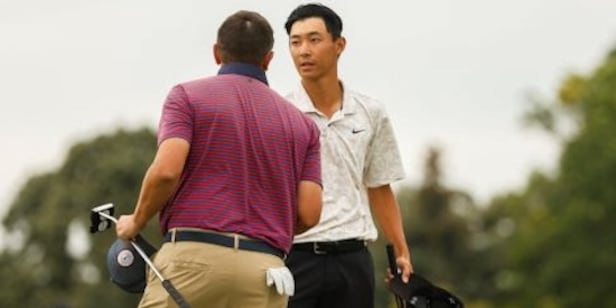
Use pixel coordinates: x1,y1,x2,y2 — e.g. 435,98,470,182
301,74,342,119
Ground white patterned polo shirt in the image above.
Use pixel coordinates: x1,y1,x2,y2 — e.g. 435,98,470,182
286,82,406,243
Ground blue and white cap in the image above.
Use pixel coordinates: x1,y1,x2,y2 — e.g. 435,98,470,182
106,235,157,293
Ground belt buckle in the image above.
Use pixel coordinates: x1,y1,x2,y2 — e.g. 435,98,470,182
313,242,327,255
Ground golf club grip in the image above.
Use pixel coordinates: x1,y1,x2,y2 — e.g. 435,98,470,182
387,244,406,308
162,280,190,308
386,244,398,276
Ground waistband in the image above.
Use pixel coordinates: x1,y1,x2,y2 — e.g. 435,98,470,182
292,239,367,255
164,229,285,259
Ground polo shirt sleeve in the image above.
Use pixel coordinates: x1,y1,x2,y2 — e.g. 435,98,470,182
364,106,405,187
157,85,193,146
301,120,322,187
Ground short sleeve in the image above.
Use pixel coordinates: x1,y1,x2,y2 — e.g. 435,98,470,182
301,120,322,186
363,107,405,187
157,85,193,145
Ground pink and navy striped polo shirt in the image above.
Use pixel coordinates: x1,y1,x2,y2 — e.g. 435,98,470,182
156,63,321,253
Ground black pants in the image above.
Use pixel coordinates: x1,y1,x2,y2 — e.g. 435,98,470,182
286,246,375,308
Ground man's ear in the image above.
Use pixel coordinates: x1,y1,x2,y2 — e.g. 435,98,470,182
213,43,223,65
335,36,346,58
261,51,274,71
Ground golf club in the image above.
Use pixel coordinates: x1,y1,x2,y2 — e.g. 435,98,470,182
90,203,190,308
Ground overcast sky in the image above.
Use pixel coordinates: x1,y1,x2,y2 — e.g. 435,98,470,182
2,0,616,234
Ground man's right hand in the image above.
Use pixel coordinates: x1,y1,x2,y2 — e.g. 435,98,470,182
116,214,142,240
395,255,413,283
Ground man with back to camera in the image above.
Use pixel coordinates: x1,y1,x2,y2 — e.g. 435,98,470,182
283,3,414,308
115,10,323,308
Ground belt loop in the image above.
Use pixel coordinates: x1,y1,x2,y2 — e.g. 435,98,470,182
233,234,239,251
171,228,177,243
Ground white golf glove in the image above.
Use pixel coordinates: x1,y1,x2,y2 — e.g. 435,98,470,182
265,266,295,296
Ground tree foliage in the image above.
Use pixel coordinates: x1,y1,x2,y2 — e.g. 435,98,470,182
488,48,616,307
373,47,616,308
1,128,158,307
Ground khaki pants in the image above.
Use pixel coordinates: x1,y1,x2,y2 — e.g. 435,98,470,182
138,240,287,308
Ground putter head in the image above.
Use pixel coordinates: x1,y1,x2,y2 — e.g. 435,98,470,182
90,203,115,233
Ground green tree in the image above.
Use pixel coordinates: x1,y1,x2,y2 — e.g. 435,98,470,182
490,48,616,307
0,128,158,307
475,171,559,308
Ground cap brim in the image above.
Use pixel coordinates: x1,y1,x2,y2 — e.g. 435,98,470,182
389,273,464,307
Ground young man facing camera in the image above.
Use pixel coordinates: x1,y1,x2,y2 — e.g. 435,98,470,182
283,4,414,308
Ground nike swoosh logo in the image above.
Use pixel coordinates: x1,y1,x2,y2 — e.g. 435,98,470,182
352,128,365,134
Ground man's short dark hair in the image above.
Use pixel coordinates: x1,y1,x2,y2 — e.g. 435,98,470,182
284,3,343,39
217,10,274,65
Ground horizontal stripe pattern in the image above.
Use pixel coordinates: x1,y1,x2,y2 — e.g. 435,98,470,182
157,73,320,252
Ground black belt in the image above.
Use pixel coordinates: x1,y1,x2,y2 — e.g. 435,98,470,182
164,230,285,259
292,239,367,255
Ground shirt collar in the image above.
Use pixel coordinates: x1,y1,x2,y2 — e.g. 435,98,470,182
218,62,268,85
294,81,357,115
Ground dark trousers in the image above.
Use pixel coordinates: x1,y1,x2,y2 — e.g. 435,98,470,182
286,246,375,308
